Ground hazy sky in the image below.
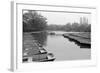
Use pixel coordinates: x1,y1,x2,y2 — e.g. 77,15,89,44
23,10,91,25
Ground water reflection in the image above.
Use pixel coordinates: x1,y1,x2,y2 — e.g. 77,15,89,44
23,31,91,61
31,31,91,48
31,32,47,46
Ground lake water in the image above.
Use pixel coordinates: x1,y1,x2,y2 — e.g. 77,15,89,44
24,31,91,61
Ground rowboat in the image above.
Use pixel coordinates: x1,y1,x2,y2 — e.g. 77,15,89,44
39,53,56,62
39,48,47,54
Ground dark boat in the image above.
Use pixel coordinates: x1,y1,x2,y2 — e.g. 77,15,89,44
49,32,55,35
23,58,28,62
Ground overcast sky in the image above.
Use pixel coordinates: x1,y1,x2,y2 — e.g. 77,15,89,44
23,10,91,25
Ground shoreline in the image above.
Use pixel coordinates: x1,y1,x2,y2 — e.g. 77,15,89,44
63,32,91,45
23,33,55,62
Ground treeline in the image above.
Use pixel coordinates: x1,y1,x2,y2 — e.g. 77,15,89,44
47,23,91,32
23,10,47,32
23,10,91,32
47,17,91,32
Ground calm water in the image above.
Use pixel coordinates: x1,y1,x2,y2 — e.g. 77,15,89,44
24,31,91,61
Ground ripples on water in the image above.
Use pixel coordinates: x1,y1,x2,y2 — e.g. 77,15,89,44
23,31,91,62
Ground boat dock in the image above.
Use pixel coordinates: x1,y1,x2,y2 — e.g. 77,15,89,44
23,39,55,62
